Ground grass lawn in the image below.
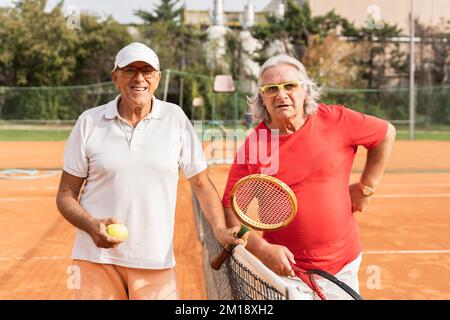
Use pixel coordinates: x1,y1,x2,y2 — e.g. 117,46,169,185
396,130,450,140
0,127,449,141
0,129,72,141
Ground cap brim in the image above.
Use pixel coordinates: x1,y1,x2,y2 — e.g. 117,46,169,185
116,57,159,71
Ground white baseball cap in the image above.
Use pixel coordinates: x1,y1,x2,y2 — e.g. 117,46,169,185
114,42,160,71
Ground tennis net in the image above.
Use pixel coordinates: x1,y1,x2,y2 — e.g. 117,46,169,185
191,191,307,300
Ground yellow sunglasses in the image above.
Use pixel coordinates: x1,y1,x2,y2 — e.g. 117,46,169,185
260,81,303,97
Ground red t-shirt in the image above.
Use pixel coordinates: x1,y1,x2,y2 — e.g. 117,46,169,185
222,104,388,274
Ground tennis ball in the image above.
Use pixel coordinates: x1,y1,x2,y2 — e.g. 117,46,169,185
106,223,128,241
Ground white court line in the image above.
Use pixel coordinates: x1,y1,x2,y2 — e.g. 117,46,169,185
2,193,447,202
375,193,450,198
1,250,450,262
0,196,54,202
383,184,450,187
4,186,57,191
364,250,450,255
0,256,71,262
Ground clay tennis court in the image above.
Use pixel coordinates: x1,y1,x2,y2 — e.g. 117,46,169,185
0,140,449,299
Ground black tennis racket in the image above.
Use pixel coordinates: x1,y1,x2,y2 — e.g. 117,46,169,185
289,263,364,300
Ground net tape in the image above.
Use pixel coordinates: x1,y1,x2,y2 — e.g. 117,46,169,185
192,190,307,300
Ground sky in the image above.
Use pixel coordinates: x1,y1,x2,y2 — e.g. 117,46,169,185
0,0,273,24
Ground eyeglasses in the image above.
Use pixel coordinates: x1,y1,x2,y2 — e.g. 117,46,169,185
117,66,159,79
259,81,303,97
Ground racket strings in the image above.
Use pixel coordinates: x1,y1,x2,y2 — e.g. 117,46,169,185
235,179,294,226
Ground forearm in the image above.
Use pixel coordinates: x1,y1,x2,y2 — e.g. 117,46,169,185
245,231,269,257
190,173,226,230
223,206,240,228
360,122,396,188
56,172,95,235
56,195,95,234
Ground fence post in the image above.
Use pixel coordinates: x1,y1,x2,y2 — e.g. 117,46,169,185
163,69,171,102
409,0,415,140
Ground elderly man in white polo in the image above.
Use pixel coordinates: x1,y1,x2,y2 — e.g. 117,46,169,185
56,42,243,300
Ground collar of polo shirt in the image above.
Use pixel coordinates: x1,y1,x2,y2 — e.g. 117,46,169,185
104,95,164,120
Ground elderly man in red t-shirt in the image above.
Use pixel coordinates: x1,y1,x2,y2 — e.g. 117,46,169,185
222,54,396,299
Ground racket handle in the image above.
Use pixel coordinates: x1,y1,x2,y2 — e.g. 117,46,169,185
211,224,250,270
211,244,236,270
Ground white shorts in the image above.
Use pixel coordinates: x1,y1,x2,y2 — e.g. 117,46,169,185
291,254,362,300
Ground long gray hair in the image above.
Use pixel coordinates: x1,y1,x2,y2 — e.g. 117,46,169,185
248,54,321,122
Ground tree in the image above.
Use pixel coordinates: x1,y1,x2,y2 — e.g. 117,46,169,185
415,19,450,86
350,22,406,88
0,0,132,120
0,0,78,86
414,19,450,124
71,14,132,84
135,0,183,28
302,35,363,88
0,0,132,86
251,0,355,62
135,0,207,71
135,0,214,118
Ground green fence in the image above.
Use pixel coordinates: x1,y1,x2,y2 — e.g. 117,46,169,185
0,82,117,121
157,69,250,124
0,70,249,125
1,70,449,133
322,85,450,129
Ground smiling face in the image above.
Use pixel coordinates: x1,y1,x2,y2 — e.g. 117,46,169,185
260,63,307,126
112,61,161,108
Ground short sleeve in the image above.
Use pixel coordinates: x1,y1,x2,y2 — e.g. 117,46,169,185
341,107,388,149
63,115,88,178
179,115,207,179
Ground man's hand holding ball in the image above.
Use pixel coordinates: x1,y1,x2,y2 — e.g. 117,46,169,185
106,223,129,241
88,218,128,248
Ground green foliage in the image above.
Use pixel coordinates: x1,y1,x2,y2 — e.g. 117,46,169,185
415,19,450,86
251,0,355,61
0,0,448,128
135,0,184,27
0,0,78,86
350,22,406,88
71,15,132,84
0,0,132,86
135,0,215,119
135,0,206,70
1,83,117,120
0,0,131,119
225,31,244,80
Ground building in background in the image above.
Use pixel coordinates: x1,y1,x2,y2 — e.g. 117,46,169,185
185,0,450,34
308,0,450,35
205,0,261,87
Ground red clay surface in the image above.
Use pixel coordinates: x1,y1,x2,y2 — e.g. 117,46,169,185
0,140,449,299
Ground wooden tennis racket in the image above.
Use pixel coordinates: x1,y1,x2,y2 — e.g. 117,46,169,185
211,174,298,270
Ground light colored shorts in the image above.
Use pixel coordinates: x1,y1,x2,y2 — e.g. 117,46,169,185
292,254,362,300
70,259,178,300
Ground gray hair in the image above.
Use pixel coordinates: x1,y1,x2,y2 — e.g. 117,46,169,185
248,54,321,122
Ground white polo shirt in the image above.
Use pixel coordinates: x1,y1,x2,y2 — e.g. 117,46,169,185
63,95,207,269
